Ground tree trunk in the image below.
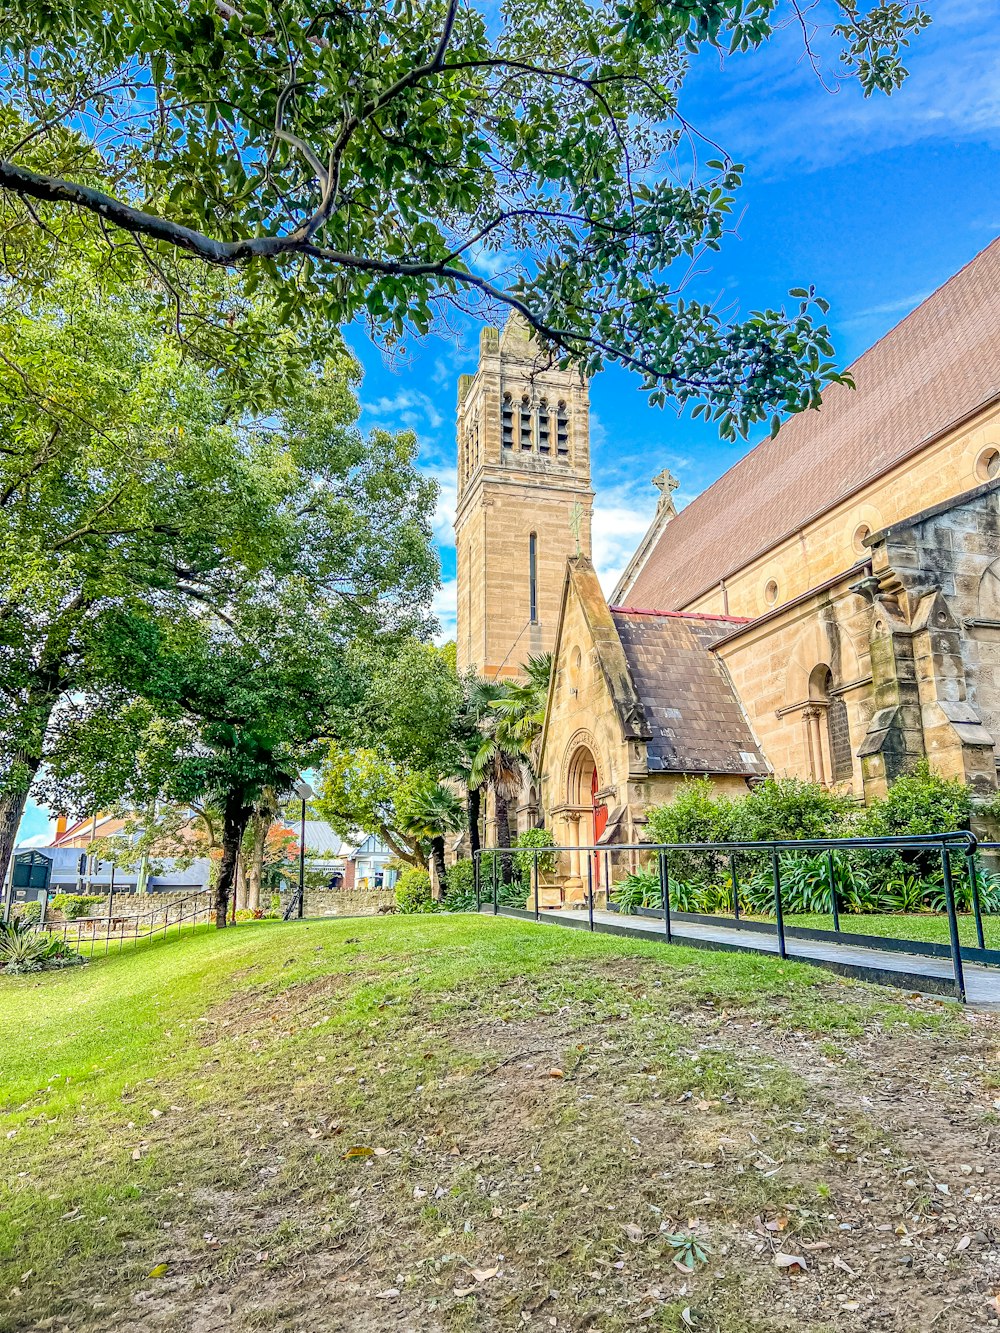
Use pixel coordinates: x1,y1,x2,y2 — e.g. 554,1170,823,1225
494,790,514,886
248,812,266,911
235,855,249,912
431,835,448,898
0,749,43,898
216,791,253,929
467,786,481,857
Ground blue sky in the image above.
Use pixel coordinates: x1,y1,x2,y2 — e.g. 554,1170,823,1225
17,0,1000,845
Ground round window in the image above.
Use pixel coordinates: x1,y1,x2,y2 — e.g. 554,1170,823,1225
976,447,1000,482
764,579,779,607
852,523,871,554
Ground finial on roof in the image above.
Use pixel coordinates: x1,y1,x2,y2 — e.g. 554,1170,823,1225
652,469,679,516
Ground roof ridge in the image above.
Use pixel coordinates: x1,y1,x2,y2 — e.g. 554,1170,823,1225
611,605,750,623
625,235,1000,611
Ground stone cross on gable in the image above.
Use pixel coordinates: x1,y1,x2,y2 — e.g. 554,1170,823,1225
652,468,679,517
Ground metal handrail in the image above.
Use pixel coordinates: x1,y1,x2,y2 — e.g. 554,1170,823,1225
472,831,989,1003
26,888,215,959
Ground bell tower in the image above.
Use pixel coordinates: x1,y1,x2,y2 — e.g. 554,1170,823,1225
454,316,594,678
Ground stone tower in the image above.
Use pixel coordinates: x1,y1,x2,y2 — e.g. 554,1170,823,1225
454,316,594,678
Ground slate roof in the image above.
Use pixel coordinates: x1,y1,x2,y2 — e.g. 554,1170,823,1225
627,236,1000,610
610,609,769,776
293,820,352,859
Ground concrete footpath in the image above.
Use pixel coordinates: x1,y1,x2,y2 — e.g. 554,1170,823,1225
482,904,1000,1005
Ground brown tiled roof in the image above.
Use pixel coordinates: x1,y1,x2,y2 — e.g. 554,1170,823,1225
627,236,1000,611
611,610,768,776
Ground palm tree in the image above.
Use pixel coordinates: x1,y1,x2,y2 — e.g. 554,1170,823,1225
469,654,552,882
397,775,466,896
488,653,551,776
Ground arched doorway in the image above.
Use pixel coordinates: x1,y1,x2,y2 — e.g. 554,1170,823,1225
567,745,606,886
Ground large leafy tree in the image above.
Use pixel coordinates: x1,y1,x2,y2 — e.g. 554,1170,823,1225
0,0,927,435
0,245,437,885
318,639,466,865
41,582,419,927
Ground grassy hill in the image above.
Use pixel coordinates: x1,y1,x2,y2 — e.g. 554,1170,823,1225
1,915,997,1332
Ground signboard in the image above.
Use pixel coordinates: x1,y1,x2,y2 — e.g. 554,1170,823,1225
12,851,52,894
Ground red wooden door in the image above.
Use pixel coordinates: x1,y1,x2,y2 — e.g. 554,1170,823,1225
591,767,607,885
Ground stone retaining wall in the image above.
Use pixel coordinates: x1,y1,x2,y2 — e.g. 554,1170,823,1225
284,887,397,918
43,890,211,921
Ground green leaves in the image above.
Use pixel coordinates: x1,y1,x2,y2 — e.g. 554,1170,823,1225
0,0,926,432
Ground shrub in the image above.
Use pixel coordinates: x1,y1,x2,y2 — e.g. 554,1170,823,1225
857,761,974,885
733,778,853,844
51,893,105,920
394,867,435,914
613,869,661,914
646,779,736,883
440,858,483,912
858,762,972,839
14,900,42,924
0,920,83,973
476,851,534,908
513,828,558,881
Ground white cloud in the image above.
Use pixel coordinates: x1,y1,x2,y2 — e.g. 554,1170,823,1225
693,7,1000,175
362,388,444,432
591,481,660,597
18,832,53,849
422,464,458,543
432,578,458,644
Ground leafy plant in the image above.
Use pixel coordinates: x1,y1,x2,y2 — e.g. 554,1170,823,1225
613,870,661,915
514,828,558,881
50,894,104,920
394,868,436,915
0,921,82,973
668,879,708,913
663,1233,710,1272
473,853,529,909
14,900,42,925
883,872,929,914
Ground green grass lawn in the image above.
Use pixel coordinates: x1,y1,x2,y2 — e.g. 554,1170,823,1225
1,915,995,1333
754,912,1000,949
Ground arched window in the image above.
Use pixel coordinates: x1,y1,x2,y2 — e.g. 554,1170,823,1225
556,401,569,454
501,394,513,449
529,532,538,623
520,396,533,449
537,400,550,452
822,668,853,782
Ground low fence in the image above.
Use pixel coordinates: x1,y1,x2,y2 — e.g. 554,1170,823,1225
473,832,1000,1002
25,888,214,958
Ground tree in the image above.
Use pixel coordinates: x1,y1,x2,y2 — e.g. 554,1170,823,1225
0,241,436,884
489,654,552,775
468,655,551,878
396,774,466,894
43,590,363,927
0,0,928,436
319,747,430,869
317,639,467,862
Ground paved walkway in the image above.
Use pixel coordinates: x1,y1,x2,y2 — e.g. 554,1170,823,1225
484,905,1000,1005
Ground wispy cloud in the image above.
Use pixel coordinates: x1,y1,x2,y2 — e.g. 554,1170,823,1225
362,388,445,432
432,577,458,643
689,4,1000,175
591,479,660,595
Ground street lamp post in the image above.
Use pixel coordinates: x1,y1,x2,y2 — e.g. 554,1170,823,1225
292,780,314,920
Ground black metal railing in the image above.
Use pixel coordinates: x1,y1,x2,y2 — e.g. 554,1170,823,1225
472,832,996,1002
22,888,215,960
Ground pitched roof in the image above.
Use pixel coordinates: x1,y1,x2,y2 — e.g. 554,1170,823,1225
610,609,768,776
626,236,1000,610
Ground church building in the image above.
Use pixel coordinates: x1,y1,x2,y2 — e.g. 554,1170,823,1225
455,237,1000,866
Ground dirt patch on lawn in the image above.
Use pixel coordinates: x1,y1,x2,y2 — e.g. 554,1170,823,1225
10,964,1000,1333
